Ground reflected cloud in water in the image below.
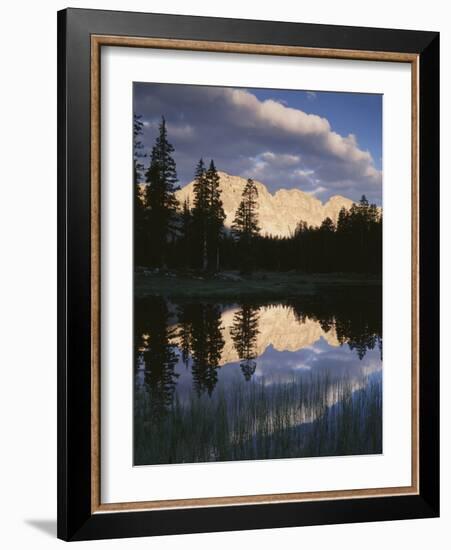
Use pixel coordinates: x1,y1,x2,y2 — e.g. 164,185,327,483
134,295,382,465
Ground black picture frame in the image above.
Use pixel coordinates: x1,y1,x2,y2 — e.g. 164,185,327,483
57,7,439,541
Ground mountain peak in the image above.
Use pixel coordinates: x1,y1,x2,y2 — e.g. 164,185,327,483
176,172,354,237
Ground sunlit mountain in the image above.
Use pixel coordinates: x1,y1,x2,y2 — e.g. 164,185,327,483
175,171,354,238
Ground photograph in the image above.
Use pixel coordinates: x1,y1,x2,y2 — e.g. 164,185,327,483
52,5,440,542
133,82,383,466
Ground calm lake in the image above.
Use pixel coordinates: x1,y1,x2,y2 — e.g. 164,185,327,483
134,289,382,465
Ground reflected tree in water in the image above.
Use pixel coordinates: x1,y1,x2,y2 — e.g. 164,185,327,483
290,288,382,360
333,303,382,360
134,294,382,465
230,304,260,381
137,297,179,419
189,304,225,395
176,303,194,368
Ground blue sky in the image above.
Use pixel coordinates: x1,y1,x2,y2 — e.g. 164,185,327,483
134,83,382,204
252,89,382,171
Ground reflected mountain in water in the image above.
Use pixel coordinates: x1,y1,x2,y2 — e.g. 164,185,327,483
134,291,382,465
203,303,341,365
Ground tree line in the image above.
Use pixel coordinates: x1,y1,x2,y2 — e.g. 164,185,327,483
135,114,382,275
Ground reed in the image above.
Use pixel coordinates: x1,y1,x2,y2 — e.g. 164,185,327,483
134,372,382,465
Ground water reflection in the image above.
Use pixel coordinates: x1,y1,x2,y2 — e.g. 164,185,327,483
134,292,382,465
139,298,178,420
230,305,260,381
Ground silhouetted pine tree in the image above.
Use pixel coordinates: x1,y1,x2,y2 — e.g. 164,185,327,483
179,198,193,269
191,158,208,270
205,160,225,271
144,117,179,267
133,114,146,264
319,217,336,271
231,178,261,273
133,114,145,186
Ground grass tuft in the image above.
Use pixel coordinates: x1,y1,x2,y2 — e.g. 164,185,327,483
134,373,382,465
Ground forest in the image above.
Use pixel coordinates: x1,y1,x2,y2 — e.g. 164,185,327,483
134,115,382,275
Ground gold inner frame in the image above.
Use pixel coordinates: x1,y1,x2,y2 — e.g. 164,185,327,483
90,35,420,514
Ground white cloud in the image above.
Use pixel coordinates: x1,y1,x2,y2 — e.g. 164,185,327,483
307,186,327,197
259,151,301,166
220,88,381,185
134,83,382,203
294,168,315,178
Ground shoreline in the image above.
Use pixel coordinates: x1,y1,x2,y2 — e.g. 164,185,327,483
135,269,382,299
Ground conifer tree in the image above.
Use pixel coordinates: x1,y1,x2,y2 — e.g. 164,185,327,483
337,207,349,232
133,114,145,187
181,198,192,239
133,114,146,264
180,198,193,269
205,160,225,271
191,158,208,270
231,178,261,273
319,217,336,271
232,178,260,241
192,158,208,211
144,117,179,267
320,217,335,233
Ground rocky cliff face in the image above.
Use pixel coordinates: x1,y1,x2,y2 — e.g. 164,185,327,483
175,171,354,238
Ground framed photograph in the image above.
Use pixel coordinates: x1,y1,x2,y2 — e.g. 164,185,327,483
57,8,439,541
